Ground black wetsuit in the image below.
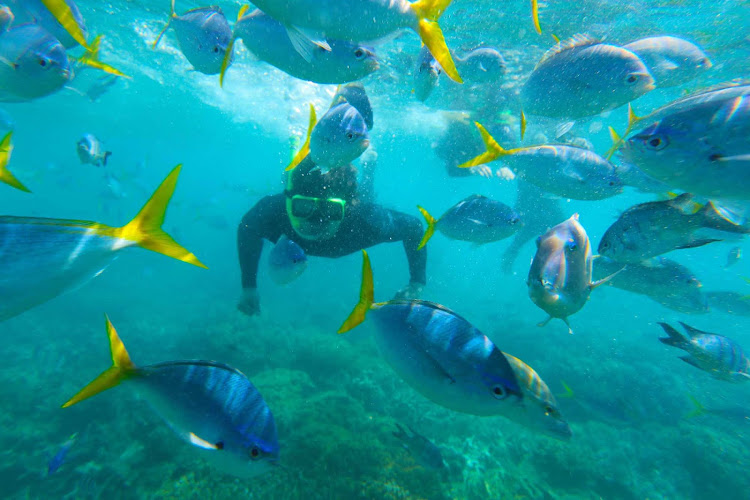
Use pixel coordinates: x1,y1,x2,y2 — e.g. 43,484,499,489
237,194,426,290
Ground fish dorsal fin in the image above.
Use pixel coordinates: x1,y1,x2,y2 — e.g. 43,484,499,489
536,34,599,67
667,192,696,213
286,25,331,63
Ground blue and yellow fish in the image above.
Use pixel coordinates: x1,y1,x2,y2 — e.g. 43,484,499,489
0,165,205,322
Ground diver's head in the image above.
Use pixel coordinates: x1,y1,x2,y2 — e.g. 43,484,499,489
286,161,358,241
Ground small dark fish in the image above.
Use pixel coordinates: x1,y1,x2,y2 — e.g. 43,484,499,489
392,424,445,470
413,45,440,102
594,256,708,314
726,246,742,268
658,322,750,382
333,83,373,130
598,194,750,264
417,194,521,249
77,134,111,166
47,433,77,475
85,74,120,102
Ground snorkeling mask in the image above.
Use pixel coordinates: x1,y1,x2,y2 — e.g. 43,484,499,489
286,193,346,241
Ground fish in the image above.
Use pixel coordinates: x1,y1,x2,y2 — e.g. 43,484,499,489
611,159,671,194
685,395,750,423
153,1,232,75
339,251,571,439
726,246,742,268
622,82,750,200
658,322,750,382
76,134,111,167
417,194,521,249
0,165,206,322
501,180,565,274
47,433,77,476
247,0,462,83
0,131,30,192
392,424,446,470
413,44,440,102
0,23,72,102
268,235,307,285
287,100,370,172
5,0,87,48
705,291,750,317
520,35,654,119
598,193,750,264
460,122,623,200
333,83,374,131
454,47,506,84
226,8,378,85
593,256,708,314
84,74,120,102
623,36,711,88
63,316,279,478
527,214,617,334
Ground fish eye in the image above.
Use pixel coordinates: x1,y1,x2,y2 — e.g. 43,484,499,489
625,73,638,84
600,241,610,249
698,58,708,67
38,58,48,67
354,49,364,58
346,132,354,140
213,46,220,53
545,405,555,416
491,385,507,399
249,447,261,460
645,136,669,151
567,240,577,251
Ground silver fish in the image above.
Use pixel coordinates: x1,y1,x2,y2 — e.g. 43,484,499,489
0,23,72,102
623,36,711,88
310,101,370,171
153,2,232,75
231,9,378,84
622,82,750,200
334,82,374,131
658,322,750,382
0,166,205,322
726,246,742,268
268,235,307,285
527,214,616,334
594,256,708,314
5,0,87,48
63,316,279,478
247,0,461,83
454,47,505,84
460,123,623,200
413,44,440,102
521,34,654,119
340,251,571,439
705,291,750,317
598,193,750,264
76,133,111,167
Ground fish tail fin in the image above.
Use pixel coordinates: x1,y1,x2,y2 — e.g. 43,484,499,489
608,126,621,145
699,201,750,234
520,109,527,141
338,250,374,333
458,121,507,169
604,104,641,160
411,0,461,83
657,322,689,349
103,151,112,167
62,315,136,408
112,165,207,268
40,0,89,49
557,380,575,399
417,205,437,250
218,6,248,87
286,104,317,171
685,395,705,418
0,131,31,193
76,35,130,77
531,0,542,34
152,0,176,49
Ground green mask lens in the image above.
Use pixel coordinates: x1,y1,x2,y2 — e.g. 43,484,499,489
290,195,346,221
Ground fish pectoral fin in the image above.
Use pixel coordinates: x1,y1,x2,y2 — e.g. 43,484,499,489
655,56,679,71
679,356,702,369
188,432,223,450
590,266,625,289
286,25,330,63
675,238,721,250
537,316,553,328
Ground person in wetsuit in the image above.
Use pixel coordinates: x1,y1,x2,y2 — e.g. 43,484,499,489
236,157,426,316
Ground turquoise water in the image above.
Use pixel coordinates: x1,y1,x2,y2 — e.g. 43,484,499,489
2,0,750,498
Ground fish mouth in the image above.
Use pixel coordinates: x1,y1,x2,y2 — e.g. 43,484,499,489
361,138,371,149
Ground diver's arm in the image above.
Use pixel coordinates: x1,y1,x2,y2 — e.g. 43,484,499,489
385,208,427,286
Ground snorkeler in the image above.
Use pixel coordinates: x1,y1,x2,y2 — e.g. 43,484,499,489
236,156,426,316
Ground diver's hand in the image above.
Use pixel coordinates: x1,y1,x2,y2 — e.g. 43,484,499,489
392,282,424,301
237,288,260,316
